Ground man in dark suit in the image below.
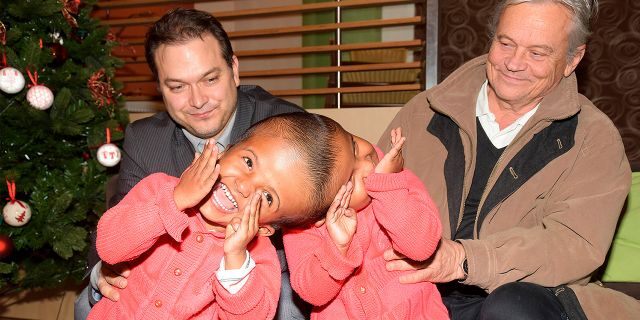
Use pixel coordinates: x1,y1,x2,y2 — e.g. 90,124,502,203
75,8,308,320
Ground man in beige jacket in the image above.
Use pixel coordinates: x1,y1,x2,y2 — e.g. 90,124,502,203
380,0,638,319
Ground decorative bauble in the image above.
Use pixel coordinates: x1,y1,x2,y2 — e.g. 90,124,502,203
27,85,54,110
0,234,13,260
50,43,69,67
75,29,89,41
0,67,26,94
97,143,121,167
3,200,32,227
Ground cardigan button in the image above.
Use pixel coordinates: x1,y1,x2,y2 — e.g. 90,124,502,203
154,299,162,308
174,268,182,276
359,286,366,294
196,234,204,243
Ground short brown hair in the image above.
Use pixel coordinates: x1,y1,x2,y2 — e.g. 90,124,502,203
144,8,234,81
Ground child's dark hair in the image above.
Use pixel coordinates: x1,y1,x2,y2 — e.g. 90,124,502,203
237,112,345,227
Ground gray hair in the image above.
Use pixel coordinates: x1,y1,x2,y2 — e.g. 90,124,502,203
489,0,598,59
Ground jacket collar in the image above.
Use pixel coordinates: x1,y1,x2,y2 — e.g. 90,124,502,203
426,54,582,131
229,85,255,145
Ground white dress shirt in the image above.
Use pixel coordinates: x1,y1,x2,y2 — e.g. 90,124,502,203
476,81,538,149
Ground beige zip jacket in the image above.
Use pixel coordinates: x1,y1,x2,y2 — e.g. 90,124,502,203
380,55,638,319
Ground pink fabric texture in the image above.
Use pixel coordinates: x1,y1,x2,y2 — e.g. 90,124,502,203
89,173,280,320
284,168,448,320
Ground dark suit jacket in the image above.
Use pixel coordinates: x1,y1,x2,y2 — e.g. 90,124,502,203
88,85,304,269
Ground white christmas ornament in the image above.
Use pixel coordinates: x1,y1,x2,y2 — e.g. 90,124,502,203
27,85,54,110
3,200,32,227
97,143,121,167
0,67,26,94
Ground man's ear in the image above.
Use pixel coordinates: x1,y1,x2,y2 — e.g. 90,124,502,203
314,218,326,228
564,44,586,77
232,55,240,87
258,224,275,237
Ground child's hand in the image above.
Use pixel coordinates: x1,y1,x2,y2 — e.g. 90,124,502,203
375,127,406,174
325,182,357,256
223,191,262,269
174,139,221,211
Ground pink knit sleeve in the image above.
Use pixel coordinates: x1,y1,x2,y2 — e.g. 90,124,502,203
96,173,190,264
213,236,281,319
283,226,363,306
365,169,442,261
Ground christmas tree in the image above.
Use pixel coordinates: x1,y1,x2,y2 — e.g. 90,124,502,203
0,0,128,294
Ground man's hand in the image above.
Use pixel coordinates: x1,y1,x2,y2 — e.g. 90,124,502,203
174,139,221,210
324,182,357,255
376,127,406,174
224,191,262,269
97,262,131,302
384,238,466,283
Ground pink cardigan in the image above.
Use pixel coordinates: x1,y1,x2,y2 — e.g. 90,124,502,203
284,169,448,320
88,173,280,320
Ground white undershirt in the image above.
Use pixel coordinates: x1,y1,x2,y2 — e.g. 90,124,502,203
476,81,538,149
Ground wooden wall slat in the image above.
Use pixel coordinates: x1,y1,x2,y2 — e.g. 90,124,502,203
272,84,421,96
242,62,422,78
122,84,422,101
96,0,212,9
117,62,422,82
227,17,422,39
100,0,417,26
97,1,428,107
118,40,423,63
115,16,422,45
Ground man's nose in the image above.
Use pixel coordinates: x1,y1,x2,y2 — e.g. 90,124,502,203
505,50,527,72
189,85,206,109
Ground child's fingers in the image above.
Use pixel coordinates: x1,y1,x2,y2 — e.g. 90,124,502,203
390,127,404,148
202,163,220,186
192,152,202,164
194,139,216,169
343,182,353,209
192,140,220,184
390,127,399,145
249,192,261,234
326,184,346,221
393,136,406,152
339,182,353,209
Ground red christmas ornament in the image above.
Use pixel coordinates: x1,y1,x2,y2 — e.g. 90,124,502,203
88,68,115,108
25,69,54,110
61,0,81,28
97,128,121,167
0,234,13,260
0,21,6,46
50,43,69,66
3,180,32,227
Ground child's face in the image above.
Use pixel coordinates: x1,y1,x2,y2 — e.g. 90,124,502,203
197,135,312,231
334,130,380,211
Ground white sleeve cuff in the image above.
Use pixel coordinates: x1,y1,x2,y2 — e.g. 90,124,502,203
89,261,103,304
90,261,102,290
216,251,256,294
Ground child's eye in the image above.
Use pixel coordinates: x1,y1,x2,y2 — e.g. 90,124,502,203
243,156,253,169
262,191,273,205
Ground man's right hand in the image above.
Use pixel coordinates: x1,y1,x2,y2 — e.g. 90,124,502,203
97,262,131,302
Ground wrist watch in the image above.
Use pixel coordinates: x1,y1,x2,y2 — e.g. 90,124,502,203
459,258,469,281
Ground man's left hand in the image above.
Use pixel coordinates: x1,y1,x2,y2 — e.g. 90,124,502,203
384,238,466,284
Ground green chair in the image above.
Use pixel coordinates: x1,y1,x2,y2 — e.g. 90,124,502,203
601,171,640,298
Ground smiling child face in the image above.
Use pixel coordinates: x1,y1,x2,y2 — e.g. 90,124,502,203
197,134,314,230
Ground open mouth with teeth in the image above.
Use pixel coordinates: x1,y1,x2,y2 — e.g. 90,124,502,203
212,182,238,212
